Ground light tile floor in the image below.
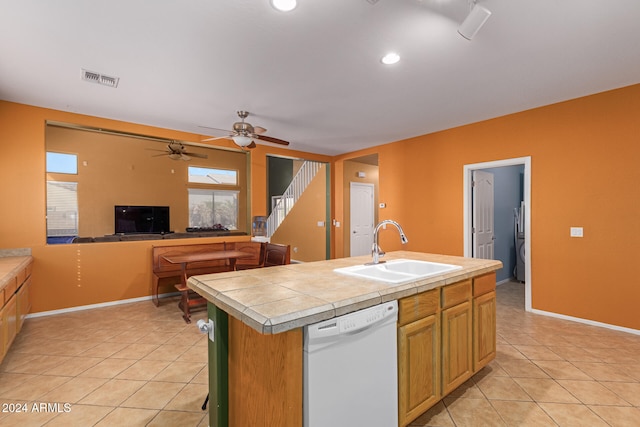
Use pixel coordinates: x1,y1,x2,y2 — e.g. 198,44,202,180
1,282,639,426
0,296,210,427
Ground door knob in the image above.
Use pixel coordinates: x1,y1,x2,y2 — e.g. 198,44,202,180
197,319,214,342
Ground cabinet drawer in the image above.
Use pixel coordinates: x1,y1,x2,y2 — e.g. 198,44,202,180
17,267,26,287
4,276,17,301
25,260,33,279
441,280,471,309
473,272,496,297
399,289,439,326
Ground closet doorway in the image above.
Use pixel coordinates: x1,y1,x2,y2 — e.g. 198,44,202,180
463,157,532,312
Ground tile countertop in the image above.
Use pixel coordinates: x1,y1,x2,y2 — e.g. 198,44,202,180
0,256,33,290
187,251,502,335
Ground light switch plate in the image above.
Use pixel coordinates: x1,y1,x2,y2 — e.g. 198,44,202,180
570,227,583,237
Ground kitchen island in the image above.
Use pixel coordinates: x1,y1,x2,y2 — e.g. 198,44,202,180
188,251,502,427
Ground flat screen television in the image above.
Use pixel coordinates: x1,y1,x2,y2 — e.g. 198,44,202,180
114,205,170,234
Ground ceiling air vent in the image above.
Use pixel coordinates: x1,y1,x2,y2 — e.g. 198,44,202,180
81,69,119,88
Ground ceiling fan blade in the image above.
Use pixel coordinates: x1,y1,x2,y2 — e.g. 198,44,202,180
180,154,191,161
184,151,208,159
253,126,267,134
247,141,257,149
199,125,234,133
255,134,290,146
202,134,234,142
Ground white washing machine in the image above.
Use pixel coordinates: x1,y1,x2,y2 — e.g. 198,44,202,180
516,232,525,282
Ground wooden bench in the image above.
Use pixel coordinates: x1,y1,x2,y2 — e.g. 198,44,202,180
151,241,266,307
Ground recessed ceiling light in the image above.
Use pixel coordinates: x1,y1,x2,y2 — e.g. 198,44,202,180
271,0,297,12
381,53,400,65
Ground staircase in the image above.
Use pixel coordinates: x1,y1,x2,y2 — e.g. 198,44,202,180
267,160,324,237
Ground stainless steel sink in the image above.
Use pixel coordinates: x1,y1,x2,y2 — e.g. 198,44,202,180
333,259,462,284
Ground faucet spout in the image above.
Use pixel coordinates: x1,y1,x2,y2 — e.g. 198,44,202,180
369,220,409,265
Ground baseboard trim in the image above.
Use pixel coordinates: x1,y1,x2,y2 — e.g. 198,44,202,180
530,308,640,336
26,291,181,319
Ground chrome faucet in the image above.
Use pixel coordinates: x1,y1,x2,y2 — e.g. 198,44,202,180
368,220,409,265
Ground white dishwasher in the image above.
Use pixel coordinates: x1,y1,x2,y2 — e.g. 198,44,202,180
304,301,398,427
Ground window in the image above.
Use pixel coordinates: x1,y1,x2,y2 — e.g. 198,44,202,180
188,166,237,185
46,181,78,238
188,189,239,230
46,152,78,174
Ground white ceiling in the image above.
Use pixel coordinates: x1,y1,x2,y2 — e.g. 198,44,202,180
1,0,639,155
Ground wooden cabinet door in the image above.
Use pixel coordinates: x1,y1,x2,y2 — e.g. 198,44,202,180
398,313,440,427
2,295,17,354
16,277,31,333
473,290,496,371
442,300,472,395
0,303,6,363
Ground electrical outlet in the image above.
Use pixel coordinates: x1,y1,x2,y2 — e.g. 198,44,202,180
570,227,583,237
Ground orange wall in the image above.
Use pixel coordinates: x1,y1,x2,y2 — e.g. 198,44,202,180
0,101,330,313
333,84,640,330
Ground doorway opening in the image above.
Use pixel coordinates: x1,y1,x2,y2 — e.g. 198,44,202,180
343,154,379,257
463,157,532,312
266,155,330,261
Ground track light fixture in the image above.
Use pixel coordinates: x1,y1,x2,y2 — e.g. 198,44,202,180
458,1,492,40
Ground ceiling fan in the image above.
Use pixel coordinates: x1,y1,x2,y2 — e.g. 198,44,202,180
200,111,290,149
148,141,208,161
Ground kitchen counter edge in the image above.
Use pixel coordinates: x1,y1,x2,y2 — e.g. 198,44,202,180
187,251,502,335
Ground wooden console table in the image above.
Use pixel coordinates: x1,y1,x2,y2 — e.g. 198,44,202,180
162,250,252,323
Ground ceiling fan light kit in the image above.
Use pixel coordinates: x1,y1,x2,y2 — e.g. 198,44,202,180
458,1,492,40
232,135,253,147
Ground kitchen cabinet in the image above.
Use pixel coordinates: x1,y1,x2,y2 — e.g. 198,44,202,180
441,279,473,395
473,272,497,371
397,290,440,427
398,276,496,426
0,256,33,364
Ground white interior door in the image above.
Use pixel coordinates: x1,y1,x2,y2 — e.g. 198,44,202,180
472,170,495,259
350,182,374,257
